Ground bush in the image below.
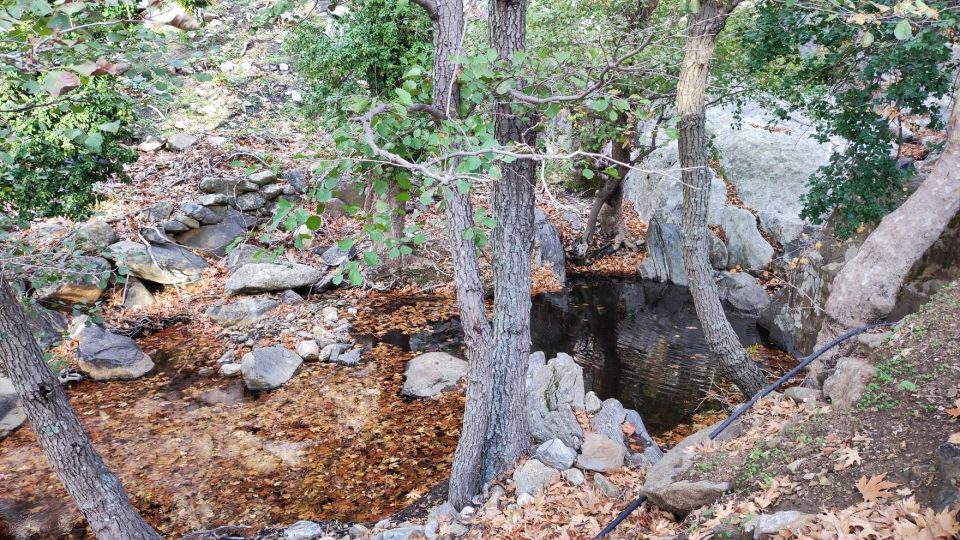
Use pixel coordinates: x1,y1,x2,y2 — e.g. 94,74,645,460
0,77,136,221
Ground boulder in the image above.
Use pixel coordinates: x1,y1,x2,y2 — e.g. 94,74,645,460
226,245,271,272
575,433,626,473
283,169,308,193
319,244,355,267
105,241,207,284
638,218,686,286
561,468,586,486
716,271,772,315
219,363,242,377
379,526,425,540
73,219,118,250
526,353,586,449
296,340,320,361
333,174,366,207
335,348,362,367
77,325,154,380
512,459,560,496
180,203,222,225
122,278,155,310
236,192,267,212
167,133,198,151
196,194,231,206
225,263,323,296
0,377,26,441
260,184,284,200
752,511,814,539
140,201,174,222
822,357,875,409
247,170,277,186
783,386,820,408
593,473,622,499
176,220,246,256
722,207,774,270
402,352,468,398
240,347,303,390
162,220,191,233
200,177,242,196
206,298,279,326
624,408,664,464
535,438,577,470
23,302,67,349
320,343,349,362
590,398,628,446
584,391,602,413
33,256,110,309
283,520,324,540
533,208,566,284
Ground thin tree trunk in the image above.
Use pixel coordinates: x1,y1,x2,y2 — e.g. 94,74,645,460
388,179,405,243
676,1,766,397
418,0,498,509
484,0,535,479
0,278,160,540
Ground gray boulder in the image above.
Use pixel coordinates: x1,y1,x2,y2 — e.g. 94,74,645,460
535,438,577,470
624,408,664,464
197,194,231,206
225,263,323,296
77,325,154,380
333,174,366,207
122,278,155,310
162,220,191,233
526,353,586,449
512,459,560,496
140,201,174,222
722,207,774,270
176,220,246,256
236,192,267,212
23,302,67,349
533,208,566,284
319,244,355,267
575,433,626,473
590,399,628,446
638,218,686,286
226,245,271,272
822,357,875,409
180,202,222,225
73,219,118,250
105,241,207,284
247,170,277,186
200,177,241,196
283,520,324,540
0,377,26,441
283,169,308,193
206,298,279,326
752,511,814,539
402,352,468,398
240,347,303,390
593,473,622,499
716,271,772,315
167,133,198,151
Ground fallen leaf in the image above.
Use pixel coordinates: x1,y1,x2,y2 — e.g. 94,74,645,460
949,433,960,444
857,473,899,503
834,447,862,471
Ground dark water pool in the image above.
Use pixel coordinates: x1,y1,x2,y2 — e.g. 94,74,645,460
531,278,764,432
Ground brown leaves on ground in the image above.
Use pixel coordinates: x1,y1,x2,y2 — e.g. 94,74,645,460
856,473,899,504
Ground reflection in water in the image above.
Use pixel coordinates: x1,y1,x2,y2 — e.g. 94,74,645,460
531,278,763,433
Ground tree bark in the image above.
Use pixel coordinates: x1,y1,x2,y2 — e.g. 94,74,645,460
0,278,160,540
676,1,767,397
484,0,536,479
813,92,960,366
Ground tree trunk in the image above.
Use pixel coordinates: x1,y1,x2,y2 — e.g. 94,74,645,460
387,179,405,244
676,1,766,397
484,0,536,479
0,279,160,540
420,0,498,509
812,92,960,366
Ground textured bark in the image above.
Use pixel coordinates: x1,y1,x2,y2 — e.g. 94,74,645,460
387,179,406,244
0,278,159,539
814,93,960,355
420,0,498,509
676,1,766,397
484,0,536,479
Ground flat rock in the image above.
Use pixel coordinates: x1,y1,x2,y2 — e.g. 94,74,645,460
402,352,468,398
105,241,207,284
0,377,26,441
753,511,814,539
140,201,174,222
167,133,198,151
225,263,323,296
593,473,622,498
180,202,222,225
226,245,271,273
176,220,246,256
240,347,303,390
512,459,560,496
77,325,154,380
319,244,355,267
535,438,577,470
206,298,279,326
247,170,278,186
236,192,267,212
576,433,626,472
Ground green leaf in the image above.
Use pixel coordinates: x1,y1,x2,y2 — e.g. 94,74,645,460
899,380,918,392
337,238,356,251
396,88,414,107
861,31,875,47
456,179,471,194
364,251,380,266
894,20,912,41
545,102,561,119
591,99,609,112
97,120,121,134
582,168,595,180
84,132,103,153
305,215,322,231
665,127,680,140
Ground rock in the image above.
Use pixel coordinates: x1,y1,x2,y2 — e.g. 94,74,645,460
576,433,626,472
533,208,566,284
333,174,366,207
319,244,355,267
168,133,198,151
284,169,309,193
247,170,278,186
197,194,231,206
428,502,460,524
321,306,339,325
448,523,468,537
225,263,323,296
320,343,349,362
180,203,223,225
200,177,241,196
934,442,960,512
321,198,346,219
219,363,242,377
642,420,741,516
162,220,191,233
206,298,279,326
722,207,774,270
261,184,284,200
378,526,425,540
535,438,577,470
0,377,26,441
526,353,586,449
138,140,163,152
710,232,729,269
140,201,175,222
73,219,118,250
240,347,303,390
175,214,201,229
335,348,362,367
23,303,68,349
590,398,628,446
284,520,325,540
783,386,821,407
297,340,320,361
33,255,110,309
562,468,586,486
753,511,813,539
123,278,155,309
141,226,174,245
716,271,772,315
638,218,686,286
227,245,271,272
176,220,246,256
856,332,888,351
349,524,371,538
624,409,663,464
584,391,602,413
822,357,875,409
515,492,535,508
593,473,622,498
512,459,560,496
281,290,304,305
77,325,154,380
236,192,267,212
402,352,468,398
105,241,207,284
424,519,439,539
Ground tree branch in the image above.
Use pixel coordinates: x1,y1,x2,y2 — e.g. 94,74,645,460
411,0,438,19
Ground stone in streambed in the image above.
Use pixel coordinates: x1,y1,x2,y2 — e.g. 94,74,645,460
240,347,302,390
77,325,154,380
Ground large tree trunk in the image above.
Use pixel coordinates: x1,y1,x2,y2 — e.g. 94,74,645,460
813,92,960,361
420,0,498,509
484,0,536,479
676,1,767,397
0,279,160,540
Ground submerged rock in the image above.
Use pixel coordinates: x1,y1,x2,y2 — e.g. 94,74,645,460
240,347,303,390
402,352,468,398
77,325,154,380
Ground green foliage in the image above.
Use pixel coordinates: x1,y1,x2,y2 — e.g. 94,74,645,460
0,77,136,220
177,0,212,12
740,1,958,235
